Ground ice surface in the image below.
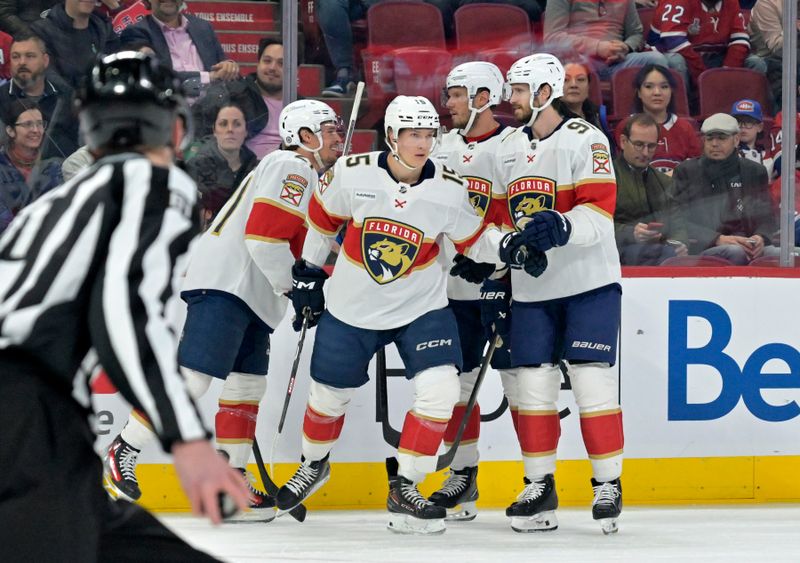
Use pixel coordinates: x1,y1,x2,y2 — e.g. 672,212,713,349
160,505,800,563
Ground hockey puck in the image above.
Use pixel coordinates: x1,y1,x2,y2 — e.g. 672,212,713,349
218,493,238,519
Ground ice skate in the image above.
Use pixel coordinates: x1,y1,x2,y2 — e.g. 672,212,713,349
276,455,330,513
506,474,559,532
591,477,622,534
429,466,479,521
387,475,446,535
224,469,276,523
103,435,142,502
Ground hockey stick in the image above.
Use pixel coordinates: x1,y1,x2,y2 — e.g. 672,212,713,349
268,310,311,479
252,438,307,522
435,334,501,472
480,396,508,422
376,347,402,447
342,81,365,156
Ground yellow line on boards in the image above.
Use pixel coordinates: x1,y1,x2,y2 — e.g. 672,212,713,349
135,456,800,512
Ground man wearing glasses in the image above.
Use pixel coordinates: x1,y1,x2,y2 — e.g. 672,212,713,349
613,113,688,265
673,113,779,264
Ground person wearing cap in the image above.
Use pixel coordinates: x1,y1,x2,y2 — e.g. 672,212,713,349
672,112,778,265
730,99,772,173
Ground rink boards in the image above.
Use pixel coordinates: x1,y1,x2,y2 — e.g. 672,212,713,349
92,272,800,510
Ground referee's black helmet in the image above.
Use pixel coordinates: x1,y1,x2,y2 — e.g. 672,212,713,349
76,51,192,152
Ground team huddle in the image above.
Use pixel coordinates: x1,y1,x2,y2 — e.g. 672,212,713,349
0,48,623,552
98,49,625,537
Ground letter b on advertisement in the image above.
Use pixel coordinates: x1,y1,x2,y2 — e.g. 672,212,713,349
668,300,800,422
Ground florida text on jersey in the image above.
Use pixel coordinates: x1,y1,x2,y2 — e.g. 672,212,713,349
182,150,316,329
494,118,621,302
432,125,515,301
303,151,501,330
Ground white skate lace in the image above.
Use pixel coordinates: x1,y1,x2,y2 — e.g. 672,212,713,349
285,462,320,496
517,479,546,502
242,470,267,499
118,447,139,483
439,471,469,498
400,482,432,509
592,482,620,507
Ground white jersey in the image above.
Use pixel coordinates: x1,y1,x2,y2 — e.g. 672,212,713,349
182,150,316,329
432,124,516,301
302,151,503,330
494,118,621,302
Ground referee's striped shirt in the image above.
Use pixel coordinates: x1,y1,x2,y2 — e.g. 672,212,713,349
0,153,208,449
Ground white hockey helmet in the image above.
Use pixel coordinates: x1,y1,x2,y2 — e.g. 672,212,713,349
279,99,341,167
443,61,509,134
384,95,440,170
506,53,565,126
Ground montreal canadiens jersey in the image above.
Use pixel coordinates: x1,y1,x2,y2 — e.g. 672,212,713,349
432,124,515,301
303,151,503,330
649,0,749,81
182,150,313,329
494,118,621,302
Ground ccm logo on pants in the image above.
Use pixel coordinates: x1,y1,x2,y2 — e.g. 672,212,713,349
416,339,453,351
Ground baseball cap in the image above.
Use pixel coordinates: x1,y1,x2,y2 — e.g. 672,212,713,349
701,113,740,135
730,99,763,122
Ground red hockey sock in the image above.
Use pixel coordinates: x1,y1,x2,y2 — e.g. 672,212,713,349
216,401,259,446
518,410,560,457
302,405,345,445
398,411,448,456
442,403,481,446
580,408,624,459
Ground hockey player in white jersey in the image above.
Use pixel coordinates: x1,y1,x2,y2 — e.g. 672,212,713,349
427,61,518,521
103,100,342,522
460,54,624,534
274,95,546,535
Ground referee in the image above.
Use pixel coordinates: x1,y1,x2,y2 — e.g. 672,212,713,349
0,52,247,562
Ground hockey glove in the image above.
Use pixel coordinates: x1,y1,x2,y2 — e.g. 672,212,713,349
519,210,572,252
480,278,511,341
498,232,528,268
521,248,548,278
450,254,496,284
290,260,328,331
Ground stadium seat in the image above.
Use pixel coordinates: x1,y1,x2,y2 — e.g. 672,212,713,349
610,66,691,119
391,47,452,108
698,68,773,119
367,0,445,50
660,255,734,267
298,64,325,98
454,3,531,53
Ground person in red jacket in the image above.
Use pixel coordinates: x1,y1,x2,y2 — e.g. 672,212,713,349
648,0,766,86
614,64,701,173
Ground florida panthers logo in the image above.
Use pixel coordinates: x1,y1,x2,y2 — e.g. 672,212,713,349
464,176,491,217
507,176,556,230
362,218,423,284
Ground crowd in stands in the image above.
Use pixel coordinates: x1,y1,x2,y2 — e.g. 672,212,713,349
0,0,797,267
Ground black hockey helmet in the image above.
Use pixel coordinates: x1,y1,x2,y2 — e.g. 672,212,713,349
76,51,192,152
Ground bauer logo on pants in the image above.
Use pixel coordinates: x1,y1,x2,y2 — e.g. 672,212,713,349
507,176,556,230
362,218,422,284
464,176,491,217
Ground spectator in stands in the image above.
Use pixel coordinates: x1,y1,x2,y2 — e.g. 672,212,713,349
614,113,687,265
185,103,258,229
0,0,59,37
30,0,120,90
730,99,771,173
0,33,80,160
648,0,766,88
614,65,701,174
673,113,778,264
317,0,373,96
768,111,800,181
193,38,284,160
749,0,800,106
543,0,682,79
0,30,11,82
120,0,239,97
0,100,62,233
561,62,609,134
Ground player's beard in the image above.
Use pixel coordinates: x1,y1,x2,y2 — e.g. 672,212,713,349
451,112,469,130
516,107,533,126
